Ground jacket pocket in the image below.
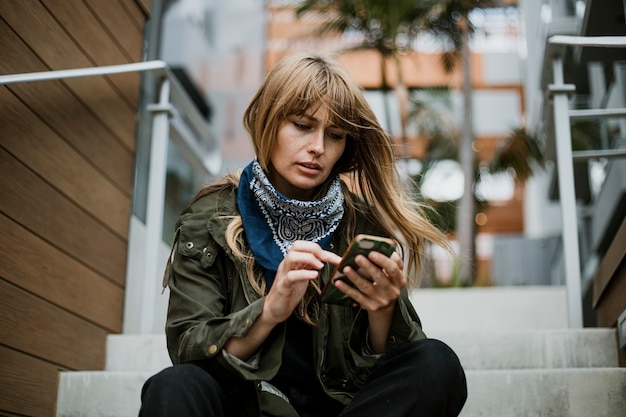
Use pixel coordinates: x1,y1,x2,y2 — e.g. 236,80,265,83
176,214,219,269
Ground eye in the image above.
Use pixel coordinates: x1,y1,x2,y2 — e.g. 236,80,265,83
293,121,310,130
326,130,346,140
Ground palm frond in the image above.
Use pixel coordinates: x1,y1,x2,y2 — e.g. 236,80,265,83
490,127,545,181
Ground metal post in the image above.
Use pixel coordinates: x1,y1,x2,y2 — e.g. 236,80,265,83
137,78,171,333
551,56,584,328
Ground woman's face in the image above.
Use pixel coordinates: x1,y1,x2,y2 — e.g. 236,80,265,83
268,105,347,200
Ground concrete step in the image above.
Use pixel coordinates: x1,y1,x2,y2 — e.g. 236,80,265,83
57,371,150,417
460,368,626,417
435,328,619,369
410,286,569,332
105,328,618,373
58,287,620,417
105,334,169,374
56,367,626,417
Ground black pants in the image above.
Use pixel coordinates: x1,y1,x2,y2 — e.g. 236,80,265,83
139,338,467,417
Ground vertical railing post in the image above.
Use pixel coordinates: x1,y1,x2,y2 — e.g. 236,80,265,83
135,77,171,333
550,55,584,328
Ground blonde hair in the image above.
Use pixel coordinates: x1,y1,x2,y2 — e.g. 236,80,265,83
191,53,449,324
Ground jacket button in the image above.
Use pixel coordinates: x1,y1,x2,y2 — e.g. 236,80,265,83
186,242,194,249
389,336,397,344
207,344,218,355
242,318,250,327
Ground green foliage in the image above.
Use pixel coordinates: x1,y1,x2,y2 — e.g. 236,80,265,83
297,0,438,56
422,0,503,72
489,127,546,181
421,199,457,233
410,87,459,162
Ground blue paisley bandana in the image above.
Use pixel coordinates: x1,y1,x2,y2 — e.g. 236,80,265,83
237,160,344,287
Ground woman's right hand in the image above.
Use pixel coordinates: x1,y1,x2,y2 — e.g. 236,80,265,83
225,241,339,360
263,240,341,324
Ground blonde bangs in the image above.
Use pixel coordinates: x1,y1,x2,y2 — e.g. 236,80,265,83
275,59,362,138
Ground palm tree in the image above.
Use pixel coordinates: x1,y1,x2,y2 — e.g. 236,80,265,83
421,0,501,284
295,0,437,157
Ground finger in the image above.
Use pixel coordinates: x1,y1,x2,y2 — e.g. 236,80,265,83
321,250,342,266
390,251,404,270
353,254,391,286
341,265,378,293
367,252,405,287
289,241,341,265
283,250,325,271
333,277,380,310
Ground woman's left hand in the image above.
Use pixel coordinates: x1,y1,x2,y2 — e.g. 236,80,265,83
334,250,405,353
334,250,405,312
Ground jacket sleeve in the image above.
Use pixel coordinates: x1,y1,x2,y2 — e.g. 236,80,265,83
384,289,427,350
164,211,284,381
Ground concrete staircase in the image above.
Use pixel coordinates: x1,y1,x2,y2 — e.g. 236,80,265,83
56,286,626,416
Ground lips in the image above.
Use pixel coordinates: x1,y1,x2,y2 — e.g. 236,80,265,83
299,162,321,171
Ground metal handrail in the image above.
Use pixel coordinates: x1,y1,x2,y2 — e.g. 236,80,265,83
541,35,626,89
1,59,221,334
545,35,626,328
548,35,626,50
569,108,626,121
572,149,626,161
0,60,219,177
0,60,168,85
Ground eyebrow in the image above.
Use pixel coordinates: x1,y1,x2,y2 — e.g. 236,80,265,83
297,112,342,129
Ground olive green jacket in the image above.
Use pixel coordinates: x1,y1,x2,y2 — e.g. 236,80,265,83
163,184,426,417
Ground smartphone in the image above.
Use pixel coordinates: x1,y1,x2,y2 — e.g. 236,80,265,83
320,234,396,305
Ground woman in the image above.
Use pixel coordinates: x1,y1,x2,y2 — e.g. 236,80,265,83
139,53,467,417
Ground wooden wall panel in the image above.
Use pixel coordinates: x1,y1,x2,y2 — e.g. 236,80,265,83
0,213,123,332
596,260,626,327
0,0,138,150
85,0,145,61
0,0,149,415
0,280,107,370
0,345,63,417
41,0,141,106
0,21,134,194
0,89,131,238
0,148,127,285
134,0,152,17
121,0,151,30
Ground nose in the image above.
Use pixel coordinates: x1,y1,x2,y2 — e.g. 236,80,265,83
308,128,325,154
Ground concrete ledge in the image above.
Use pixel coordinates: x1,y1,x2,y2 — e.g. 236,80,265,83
461,368,626,417
410,286,568,332
57,371,152,417
105,328,618,374
106,334,170,373
434,328,619,369
57,368,626,417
